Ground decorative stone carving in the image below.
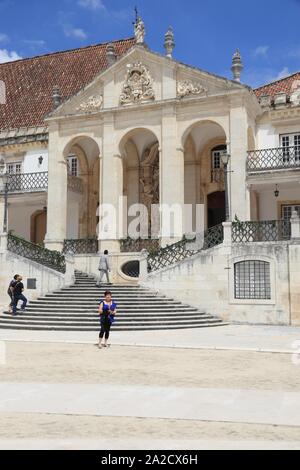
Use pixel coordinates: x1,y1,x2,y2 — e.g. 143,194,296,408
177,80,208,99
120,63,155,105
134,16,146,44
76,95,103,112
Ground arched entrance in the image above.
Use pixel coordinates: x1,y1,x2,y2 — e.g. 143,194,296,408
207,191,226,228
31,209,47,244
119,128,160,238
63,136,100,240
182,120,227,231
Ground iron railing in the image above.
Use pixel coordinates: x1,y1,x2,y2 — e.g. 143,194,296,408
7,233,66,273
120,238,160,254
63,239,98,255
3,172,48,193
147,224,224,272
232,220,291,243
247,146,300,172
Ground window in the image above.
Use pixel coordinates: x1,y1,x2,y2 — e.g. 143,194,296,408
282,204,300,221
7,162,22,174
234,261,271,300
67,156,78,176
211,146,226,170
280,133,300,163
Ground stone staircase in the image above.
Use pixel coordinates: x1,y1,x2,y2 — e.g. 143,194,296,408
0,271,225,331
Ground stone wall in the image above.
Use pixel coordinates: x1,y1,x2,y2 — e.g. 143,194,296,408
0,235,75,311
141,241,300,326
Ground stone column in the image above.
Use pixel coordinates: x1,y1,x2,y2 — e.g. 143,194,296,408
44,123,68,252
291,211,300,240
0,197,5,234
229,100,249,221
160,107,185,247
98,115,123,253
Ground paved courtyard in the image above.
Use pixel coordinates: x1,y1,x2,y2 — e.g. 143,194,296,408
0,325,300,450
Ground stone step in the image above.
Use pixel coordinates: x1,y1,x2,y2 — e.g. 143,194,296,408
2,312,206,320
1,270,224,332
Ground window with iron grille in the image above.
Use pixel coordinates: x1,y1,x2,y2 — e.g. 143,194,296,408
234,261,271,300
67,155,78,176
280,133,300,162
7,162,22,174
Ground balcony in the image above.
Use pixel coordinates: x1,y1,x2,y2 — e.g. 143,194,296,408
0,172,84,195
247,146,300,173
4,172,48,194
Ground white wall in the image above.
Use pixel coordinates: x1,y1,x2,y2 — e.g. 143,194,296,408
8,203,45,240
259,188,300,220
23,149,48,173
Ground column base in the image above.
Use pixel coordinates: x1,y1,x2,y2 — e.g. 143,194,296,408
98,239,121,254
44,239,65,252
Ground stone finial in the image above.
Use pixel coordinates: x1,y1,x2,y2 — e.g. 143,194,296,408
52,85,62,109
231,49,244,82
106,43,116,66
164,26,175,59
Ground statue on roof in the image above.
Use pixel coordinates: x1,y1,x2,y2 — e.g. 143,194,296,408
134,8,145,44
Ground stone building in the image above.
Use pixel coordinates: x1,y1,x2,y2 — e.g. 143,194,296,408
0,18,300,325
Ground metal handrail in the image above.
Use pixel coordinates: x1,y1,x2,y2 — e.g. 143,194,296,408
7,233,66,273
247,146,300,172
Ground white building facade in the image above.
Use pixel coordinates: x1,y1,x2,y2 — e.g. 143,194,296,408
0,22,300,325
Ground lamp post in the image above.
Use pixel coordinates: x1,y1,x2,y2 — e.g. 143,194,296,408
221,150,231,222
0,159,9,233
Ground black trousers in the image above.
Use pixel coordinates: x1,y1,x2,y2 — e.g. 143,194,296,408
99,317,111,340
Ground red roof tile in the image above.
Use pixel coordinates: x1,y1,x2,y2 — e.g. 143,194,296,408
254,72,300,99
0,38,135,131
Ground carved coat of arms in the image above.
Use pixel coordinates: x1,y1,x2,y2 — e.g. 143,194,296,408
120,63,155,105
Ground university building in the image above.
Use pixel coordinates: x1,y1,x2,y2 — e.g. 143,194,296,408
0,18,300,326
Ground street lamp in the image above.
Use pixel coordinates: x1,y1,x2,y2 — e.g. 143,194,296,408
0,159,9,233
221,150,231,222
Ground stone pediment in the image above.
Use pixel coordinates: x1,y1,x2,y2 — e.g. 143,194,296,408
47,45,249,120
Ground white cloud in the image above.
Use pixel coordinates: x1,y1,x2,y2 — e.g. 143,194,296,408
274,67,290,80
64,25,87,40
77,0,106,10
253,45,269,57
0,33,9,43
0,48,22,63
23,39,46,48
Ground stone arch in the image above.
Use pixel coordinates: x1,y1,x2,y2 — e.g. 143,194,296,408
182,120,227,231
118,128,160,238
62,136,101,239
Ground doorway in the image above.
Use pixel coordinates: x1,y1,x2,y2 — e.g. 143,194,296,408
207,191,226,228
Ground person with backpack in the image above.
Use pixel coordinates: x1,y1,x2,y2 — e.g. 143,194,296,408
98,291,117,349
7,274,19,313
12,275,27,316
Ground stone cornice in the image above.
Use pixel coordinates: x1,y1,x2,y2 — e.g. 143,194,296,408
0,126,48,148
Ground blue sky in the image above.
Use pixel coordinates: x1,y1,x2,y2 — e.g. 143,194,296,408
1,0,300,87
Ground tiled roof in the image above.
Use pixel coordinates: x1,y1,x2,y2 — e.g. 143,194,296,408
254,72,300,99
0,38,135,131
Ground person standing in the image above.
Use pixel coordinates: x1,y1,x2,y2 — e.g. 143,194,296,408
98,291,117,349
97,250,111,286
7,274,18,313
12,275,27,316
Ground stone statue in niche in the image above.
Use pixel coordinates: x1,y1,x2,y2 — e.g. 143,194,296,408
120,63,155,105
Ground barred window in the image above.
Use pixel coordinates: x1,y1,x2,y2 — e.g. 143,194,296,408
234,261,271,300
